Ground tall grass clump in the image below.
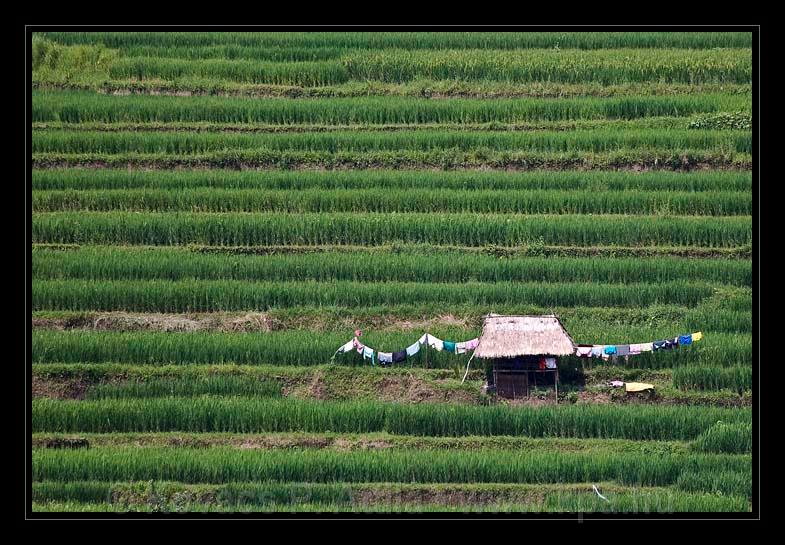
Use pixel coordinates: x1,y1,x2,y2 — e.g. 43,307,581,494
691,422,752,454
672,366,751,392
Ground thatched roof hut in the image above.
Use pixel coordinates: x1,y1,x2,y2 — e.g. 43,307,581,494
473,314,575,359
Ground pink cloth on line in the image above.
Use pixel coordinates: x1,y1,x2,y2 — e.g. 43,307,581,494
465,338,479,350
576,346,593,357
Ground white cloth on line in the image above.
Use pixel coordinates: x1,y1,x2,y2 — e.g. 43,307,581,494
405,342,421,357
336,339,355,354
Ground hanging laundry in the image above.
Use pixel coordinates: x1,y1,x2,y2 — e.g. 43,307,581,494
652,340,667,351
603,346,617,355
378,352,393,364
405,341,421,357
392,350,407,363
576,345,593,358
455,338,479,354
663,337,677,349
538,358,547,370
609,380,624,388
639,343,653,352
629,344,642,355
354,338,366,354
335,339,355,354
679,334,693,345
615,345,631,356
545,357,557,369
418,333,429,345
427,336,444,351
362,346,375,366
692,332,703,342
591,346,604,358
443,341,457,354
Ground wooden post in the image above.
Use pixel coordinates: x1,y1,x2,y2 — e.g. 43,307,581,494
555,368,559,404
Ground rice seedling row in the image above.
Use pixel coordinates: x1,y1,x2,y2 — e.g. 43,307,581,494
31,247,752,286
32,212,753,247
31,188,752,216
32,169,752,193
33,92,750,124
32,397,750,439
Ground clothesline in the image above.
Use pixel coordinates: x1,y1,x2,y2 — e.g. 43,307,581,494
333,330,704,367
332,332,479,366
574,331,703,360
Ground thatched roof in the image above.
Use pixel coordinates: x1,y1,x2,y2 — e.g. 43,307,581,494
473,314,576,358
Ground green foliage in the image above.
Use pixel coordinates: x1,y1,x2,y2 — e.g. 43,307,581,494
32,246,752,286
32,397,749,439
32,212,753,247
33,91,750,123
672,366,751,392
85,375,281,400
32,445,750,485
690,112,752,131
32,37,117,83
692,422,752,454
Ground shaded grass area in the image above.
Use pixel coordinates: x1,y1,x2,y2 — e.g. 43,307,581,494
36,31,753,50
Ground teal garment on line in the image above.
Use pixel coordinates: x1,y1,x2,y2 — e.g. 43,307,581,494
603,345,617,355
443,341,457,353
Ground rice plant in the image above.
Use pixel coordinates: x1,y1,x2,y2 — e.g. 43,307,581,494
32,445,750,485
31,168,753,193
32,92,750,124
32,397,750,439
31,247,752,286
32,212,753,247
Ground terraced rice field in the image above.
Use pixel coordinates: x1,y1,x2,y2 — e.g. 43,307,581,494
30,31,753,514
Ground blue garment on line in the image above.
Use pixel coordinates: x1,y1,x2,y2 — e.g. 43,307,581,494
679,334,693,345
603,345,617,355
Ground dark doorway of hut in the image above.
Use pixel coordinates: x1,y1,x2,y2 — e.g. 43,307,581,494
473,315,575,403
489,357,559,401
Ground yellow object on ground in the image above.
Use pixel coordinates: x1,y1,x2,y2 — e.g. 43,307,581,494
625,382,655,393
692,332,703,341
